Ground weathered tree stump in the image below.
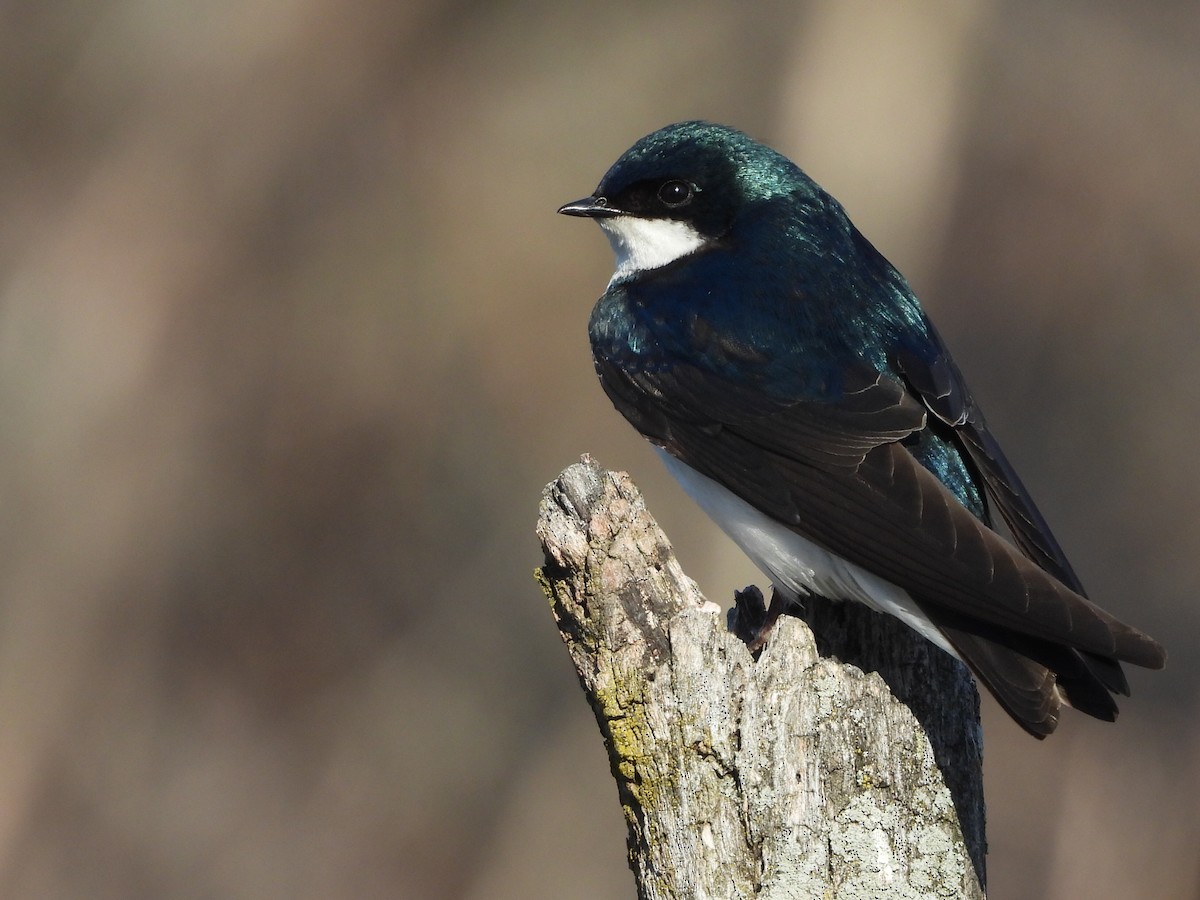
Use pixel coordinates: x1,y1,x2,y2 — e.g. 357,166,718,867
536,456,986,899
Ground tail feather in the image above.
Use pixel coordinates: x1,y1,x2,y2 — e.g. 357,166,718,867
938,626,1062,738
930,606,1133,737
1078,650,1130,696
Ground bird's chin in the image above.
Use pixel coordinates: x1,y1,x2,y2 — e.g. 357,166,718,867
598,216,708,282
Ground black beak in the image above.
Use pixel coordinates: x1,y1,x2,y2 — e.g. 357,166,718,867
557,195,622,218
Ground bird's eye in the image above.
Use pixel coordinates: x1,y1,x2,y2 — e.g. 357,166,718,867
657,180,693,208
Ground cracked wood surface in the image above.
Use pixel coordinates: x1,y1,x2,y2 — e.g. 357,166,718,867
536,456,986,900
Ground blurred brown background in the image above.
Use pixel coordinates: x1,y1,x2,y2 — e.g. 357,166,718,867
0,1,1196,897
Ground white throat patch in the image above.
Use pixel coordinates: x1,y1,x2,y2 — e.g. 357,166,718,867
598,216,707,284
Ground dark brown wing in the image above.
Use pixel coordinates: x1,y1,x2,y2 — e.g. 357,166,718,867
895,345,1134,696
596,353,1166,733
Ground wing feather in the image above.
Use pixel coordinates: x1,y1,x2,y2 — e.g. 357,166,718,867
596,354,1166,672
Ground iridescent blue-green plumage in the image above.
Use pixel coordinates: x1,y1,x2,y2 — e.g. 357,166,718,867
589,124,983,515
564,121,1165,736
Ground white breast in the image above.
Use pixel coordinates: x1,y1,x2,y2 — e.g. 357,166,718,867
656,448,960,659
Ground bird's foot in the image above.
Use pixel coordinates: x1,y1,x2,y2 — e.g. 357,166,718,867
729,585,794,654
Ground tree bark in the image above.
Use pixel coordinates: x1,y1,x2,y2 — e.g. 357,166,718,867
535,456,986,899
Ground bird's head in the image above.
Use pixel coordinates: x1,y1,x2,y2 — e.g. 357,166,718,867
558,121,807,282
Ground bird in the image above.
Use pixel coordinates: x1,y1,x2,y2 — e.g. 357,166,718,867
558,120,1165,737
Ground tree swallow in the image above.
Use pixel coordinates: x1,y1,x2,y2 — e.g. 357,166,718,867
559,121,1165,737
